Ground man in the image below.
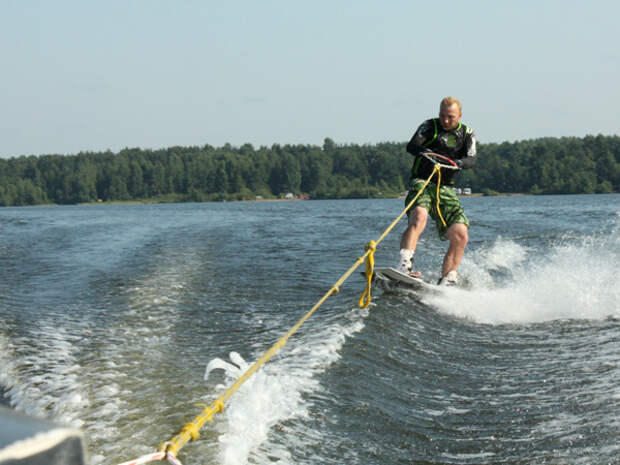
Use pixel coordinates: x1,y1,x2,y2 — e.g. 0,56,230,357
397,96,477,286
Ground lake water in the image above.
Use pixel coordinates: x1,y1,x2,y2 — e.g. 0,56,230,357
1,195,619,465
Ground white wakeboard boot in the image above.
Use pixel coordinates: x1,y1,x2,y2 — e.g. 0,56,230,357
397,249,414,274
437,270,458,286
397,249,422,278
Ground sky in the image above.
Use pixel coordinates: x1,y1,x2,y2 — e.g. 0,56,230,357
1,0,619,158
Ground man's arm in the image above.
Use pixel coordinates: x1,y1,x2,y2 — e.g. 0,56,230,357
406,119,434,156
456,128,477,169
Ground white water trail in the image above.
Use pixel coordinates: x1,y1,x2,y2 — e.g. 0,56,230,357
426,228,620,324
202,310,367,465
0,323,88,427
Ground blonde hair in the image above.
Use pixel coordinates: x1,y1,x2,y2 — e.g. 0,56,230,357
440,96,462,112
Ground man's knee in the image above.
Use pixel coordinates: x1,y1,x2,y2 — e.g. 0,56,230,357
448,223,469,246
408,207,428,229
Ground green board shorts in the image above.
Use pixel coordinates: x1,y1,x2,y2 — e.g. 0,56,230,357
405,178,470,239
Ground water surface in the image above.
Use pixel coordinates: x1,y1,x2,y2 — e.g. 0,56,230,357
1,195,618,464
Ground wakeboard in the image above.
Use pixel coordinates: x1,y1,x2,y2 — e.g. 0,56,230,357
370,267,440,294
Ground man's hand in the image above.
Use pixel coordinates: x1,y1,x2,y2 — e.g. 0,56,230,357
455,159,464,169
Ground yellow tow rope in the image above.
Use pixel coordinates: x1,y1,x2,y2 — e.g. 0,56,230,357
435,165,447,228
122,163,445,465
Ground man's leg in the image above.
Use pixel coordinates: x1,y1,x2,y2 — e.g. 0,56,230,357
398,206,428,276
401,206,428,250
441,222,469,278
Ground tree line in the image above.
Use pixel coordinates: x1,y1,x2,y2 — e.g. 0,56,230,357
0,135,618,206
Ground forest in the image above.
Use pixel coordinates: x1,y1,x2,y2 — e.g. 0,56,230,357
0,134,618,206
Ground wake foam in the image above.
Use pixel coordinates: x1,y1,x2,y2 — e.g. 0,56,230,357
203,311,366,465
0,323,88,427
426,228,620,325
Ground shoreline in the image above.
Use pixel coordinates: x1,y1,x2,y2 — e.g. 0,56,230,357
82,192,525,205
4,192,617,208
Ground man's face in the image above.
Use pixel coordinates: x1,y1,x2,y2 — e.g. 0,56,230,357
439,103,462,131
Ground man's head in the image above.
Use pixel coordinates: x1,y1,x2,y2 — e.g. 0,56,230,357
439,96,462,131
